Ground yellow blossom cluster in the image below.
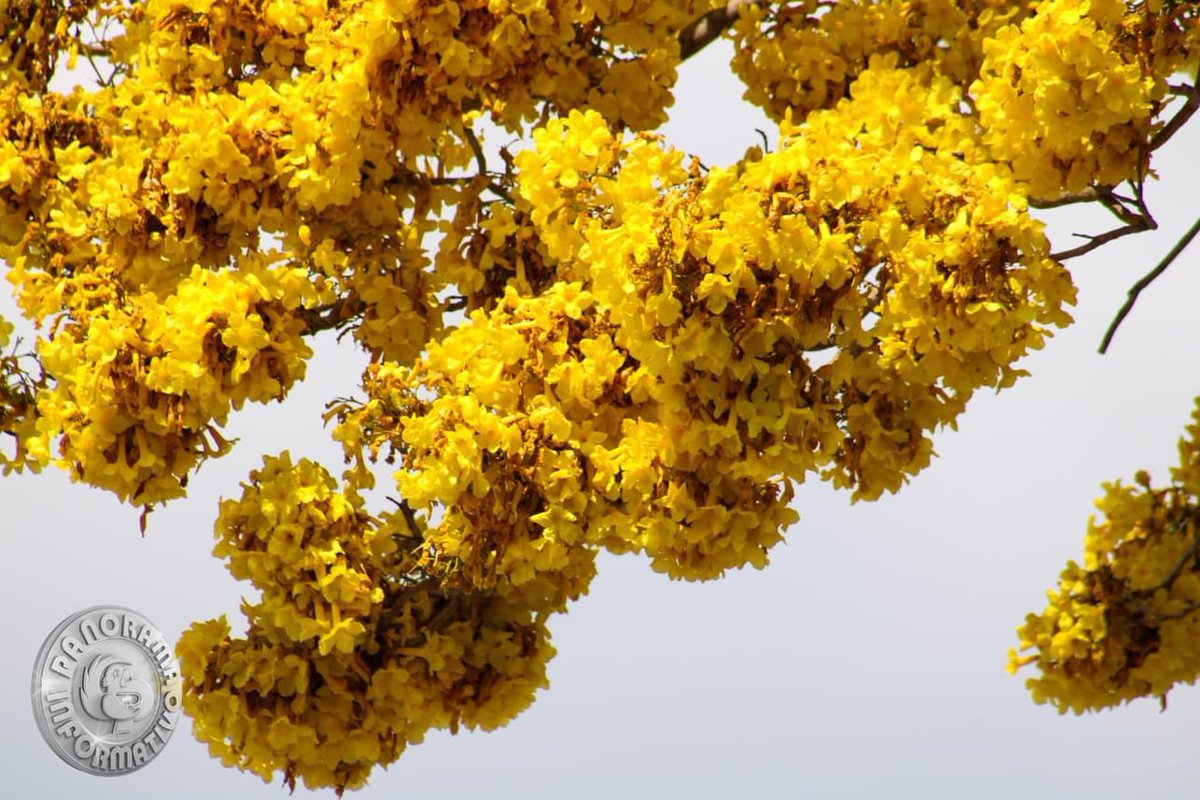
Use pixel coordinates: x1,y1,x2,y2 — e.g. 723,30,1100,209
334,71,1074,593
0,0,736,500
179,452,565,792
1011,400,1200,714
526,76,1072,497
435,194,561,313
334,280,796,583
730,0,1032,122
22,260,327,505
732,1,1198,201
972,0,1199,200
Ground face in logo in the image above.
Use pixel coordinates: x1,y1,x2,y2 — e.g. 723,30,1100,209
78,654,153,736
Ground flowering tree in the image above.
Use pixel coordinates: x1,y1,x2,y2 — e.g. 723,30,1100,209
0,0,1197,792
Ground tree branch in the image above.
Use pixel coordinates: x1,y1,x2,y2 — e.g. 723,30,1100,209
1153,600,1200,624
1050,222,1148,261
463,125,488,178
462,120,513,202
1099,214,1200,354
387,496,425,543
1151,82,1199,152
298,297,362,334
1130,142,1156,230
678,0,759,62
1098,192,1143,227
1029,188,1101,209
1146,517,1200,600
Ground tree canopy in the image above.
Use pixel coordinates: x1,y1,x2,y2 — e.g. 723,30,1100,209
1,0,1198,793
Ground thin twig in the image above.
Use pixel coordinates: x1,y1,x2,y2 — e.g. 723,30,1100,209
1099,215,1200,354
1142,514,1200,599
1131,143,1156,229
487,181,513,203
1154,601,1200,623
427,175,478,186
1097,192,1142,226
1029,188,1100,209
81,46,110,87
387,496,425,542
426,594,465,631
1050,223,1147,261
463,125,488,178
81,18,113,87
298,297,362,334
1151,82,1199,151
462,123,513,202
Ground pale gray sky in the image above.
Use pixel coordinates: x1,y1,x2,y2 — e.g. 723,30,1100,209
4,38,1200,800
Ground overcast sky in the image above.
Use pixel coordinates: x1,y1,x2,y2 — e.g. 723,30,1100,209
4,38,1200,800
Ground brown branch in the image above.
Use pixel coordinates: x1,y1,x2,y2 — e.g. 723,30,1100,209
1131,142,1156,229
1149,519,1200,601
486,181,513,203
463,125,488,178
1099,214,1200,354
426,175,477,186
678,0,759,62
426,593,465,632
81,19,117,87
1029,188,1101,209
1153,600,1200,624
1050,222,1148,261
460,120,513,202
401,166,496,190
1098,192,1143,227
387,496,425,543
1034,187,1141,225
298,297,362,334
1151,82,1199,152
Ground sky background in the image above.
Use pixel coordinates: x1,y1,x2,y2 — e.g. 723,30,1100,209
4,38,1200,800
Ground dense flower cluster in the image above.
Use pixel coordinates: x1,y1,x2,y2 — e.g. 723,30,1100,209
19,257,327,504
730,0,1031,121
732,1,1198,201
973,0,1199,200
0,0,723,501
1,0,1197,792
336,86,1073,586
179,452,568,792
1011,401,1200,714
